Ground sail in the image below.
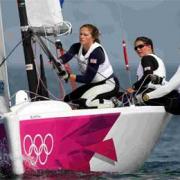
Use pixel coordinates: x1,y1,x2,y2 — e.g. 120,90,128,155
25,0,71,36
60,0,64,7
0,2,10,110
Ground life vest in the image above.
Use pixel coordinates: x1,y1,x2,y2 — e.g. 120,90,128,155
136,54,166,88
77,42,113,83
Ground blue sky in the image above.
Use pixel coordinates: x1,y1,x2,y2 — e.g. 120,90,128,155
2,0,180,70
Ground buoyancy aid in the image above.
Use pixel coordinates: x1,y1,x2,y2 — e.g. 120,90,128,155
136,54,166,88
77,42,113,83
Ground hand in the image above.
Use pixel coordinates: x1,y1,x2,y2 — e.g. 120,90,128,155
135,93,149,104
55,40,63,49
135,94,144,104
126,87,135,94
150,75,163,84
69,74,76,81
58,70,70,82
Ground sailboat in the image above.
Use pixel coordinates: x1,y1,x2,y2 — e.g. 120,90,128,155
0,0,172,176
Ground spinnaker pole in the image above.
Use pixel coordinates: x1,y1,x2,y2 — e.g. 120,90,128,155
17,0,38,100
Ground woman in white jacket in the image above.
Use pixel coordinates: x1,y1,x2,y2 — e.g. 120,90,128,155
59,24,119,109
141,66,180,115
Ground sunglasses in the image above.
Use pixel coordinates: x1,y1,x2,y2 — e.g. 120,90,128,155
134,44,146,51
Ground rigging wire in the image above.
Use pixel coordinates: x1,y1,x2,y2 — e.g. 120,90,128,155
32,40,41,97
0,31,34,68
35,37,132,106
115,2,133,88
0,32,62,101
41,36,127,92
2,31,156,105
32,37,65,100
35,66,62,100
10,90,51,104
0,29,131,105
0,36,27,67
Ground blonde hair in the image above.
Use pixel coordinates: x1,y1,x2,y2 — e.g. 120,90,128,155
80,24,100,43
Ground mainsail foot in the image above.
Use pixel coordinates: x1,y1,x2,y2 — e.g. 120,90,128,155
25,0,72,36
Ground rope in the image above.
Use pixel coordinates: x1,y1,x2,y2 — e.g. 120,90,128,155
32,40,65,100
41,36,126,91
9,90,49,104
44,31,67,99
56,21,72,36
0,37,27,67
1,33,141,104
134,74,152,96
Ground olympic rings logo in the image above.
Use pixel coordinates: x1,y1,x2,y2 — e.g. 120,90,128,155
23,134,54,166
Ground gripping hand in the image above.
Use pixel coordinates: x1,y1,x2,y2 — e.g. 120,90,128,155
135,94,144,104
58,70,70,82
135,93,149,104
150,75,163,84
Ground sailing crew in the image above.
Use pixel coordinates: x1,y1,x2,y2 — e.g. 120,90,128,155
137,66,180,115
58,24,119,109
127,36,166,97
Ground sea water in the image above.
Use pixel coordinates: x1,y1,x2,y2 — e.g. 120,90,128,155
1,64,180,179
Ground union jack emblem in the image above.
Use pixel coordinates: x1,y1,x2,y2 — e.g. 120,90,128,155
90,59,97,64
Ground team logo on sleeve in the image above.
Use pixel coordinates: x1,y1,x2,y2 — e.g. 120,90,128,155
144,66,151,71
90,59,97,64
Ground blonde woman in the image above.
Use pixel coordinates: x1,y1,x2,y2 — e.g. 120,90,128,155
59,24,119,109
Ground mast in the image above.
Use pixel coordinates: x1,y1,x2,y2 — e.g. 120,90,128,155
17,0,38,100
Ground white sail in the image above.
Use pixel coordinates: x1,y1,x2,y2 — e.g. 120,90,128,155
25,0,71,36
25,0,63,27
0,2,10,112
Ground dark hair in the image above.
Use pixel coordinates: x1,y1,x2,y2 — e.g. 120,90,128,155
80,24,100,43
134,36,154,52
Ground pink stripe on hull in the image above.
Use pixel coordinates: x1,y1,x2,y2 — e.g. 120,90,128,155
20,113,120,172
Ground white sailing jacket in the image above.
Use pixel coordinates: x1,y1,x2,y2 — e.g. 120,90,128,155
77,42,113,83
136,54,166,88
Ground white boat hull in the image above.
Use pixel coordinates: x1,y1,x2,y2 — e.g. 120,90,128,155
0,0,171,176
0,100,171,175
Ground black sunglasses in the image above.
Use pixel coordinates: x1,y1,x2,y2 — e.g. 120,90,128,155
134,44,146,51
